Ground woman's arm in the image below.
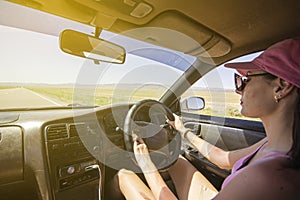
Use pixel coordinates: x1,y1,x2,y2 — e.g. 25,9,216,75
184,130,267,169
168,114,267,169
134,138,178,200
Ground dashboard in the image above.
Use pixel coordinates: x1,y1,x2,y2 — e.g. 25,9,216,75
0,104,140,200
0,100,266,199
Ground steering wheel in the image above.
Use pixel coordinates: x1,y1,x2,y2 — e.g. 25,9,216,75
123,99,181,170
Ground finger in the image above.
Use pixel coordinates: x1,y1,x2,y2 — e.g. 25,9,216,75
167,119,175,128
138,144,148,154
167,113,177,122
133,139,138,151
132,133,138,141
166,118,173,124
174,114,180,120
134,139,143,150
136,137,145,144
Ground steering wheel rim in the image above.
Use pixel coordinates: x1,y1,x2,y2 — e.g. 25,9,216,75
123,99,181,170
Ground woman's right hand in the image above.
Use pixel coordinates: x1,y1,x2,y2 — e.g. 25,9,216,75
133,137,156,172
167,113,189,136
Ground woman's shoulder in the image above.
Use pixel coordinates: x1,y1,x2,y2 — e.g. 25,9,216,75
216,155,300,200
248,153,299,178
252,152,294,170
242,155,300,197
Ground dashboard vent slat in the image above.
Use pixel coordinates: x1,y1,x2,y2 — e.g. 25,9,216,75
69,124,78,137
69,124,86,137
46,125,68,141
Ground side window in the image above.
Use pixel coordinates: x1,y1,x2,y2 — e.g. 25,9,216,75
181,53,262,121
182,66,242,119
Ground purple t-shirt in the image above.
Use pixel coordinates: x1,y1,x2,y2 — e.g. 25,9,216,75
221,143,290,189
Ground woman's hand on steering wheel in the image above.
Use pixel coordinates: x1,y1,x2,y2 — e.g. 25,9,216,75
124,99,181,171
167,113,188,137
134,137,156,173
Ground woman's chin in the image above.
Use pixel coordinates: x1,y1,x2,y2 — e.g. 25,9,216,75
241,110,258,118
240,109,250,118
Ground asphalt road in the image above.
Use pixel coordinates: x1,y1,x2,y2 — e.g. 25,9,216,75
0,87,64,109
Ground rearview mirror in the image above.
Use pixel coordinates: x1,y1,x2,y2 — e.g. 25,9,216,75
60,29,126,64
181,96,205,111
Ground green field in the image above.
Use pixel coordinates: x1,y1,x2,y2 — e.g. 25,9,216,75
1,85,255,120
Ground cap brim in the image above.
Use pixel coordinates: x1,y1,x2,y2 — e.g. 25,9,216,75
224,62,260,76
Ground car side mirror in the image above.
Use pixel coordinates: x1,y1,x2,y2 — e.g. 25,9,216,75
181,96,205,111
60,29,126,64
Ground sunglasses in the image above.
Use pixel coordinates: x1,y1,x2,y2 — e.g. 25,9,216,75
234,72,269,91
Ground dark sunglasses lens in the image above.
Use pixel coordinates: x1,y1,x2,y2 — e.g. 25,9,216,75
235,74,243,91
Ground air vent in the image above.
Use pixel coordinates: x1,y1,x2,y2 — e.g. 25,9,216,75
69,123,86,137
46,124,68,141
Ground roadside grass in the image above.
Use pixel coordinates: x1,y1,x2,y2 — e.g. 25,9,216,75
0,86,15,89
2,86,256,120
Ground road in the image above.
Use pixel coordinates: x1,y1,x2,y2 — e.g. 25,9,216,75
0,87,64,109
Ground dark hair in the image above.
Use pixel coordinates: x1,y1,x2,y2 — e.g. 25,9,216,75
264,73,300,167
289,87,300,167
264,73,277,80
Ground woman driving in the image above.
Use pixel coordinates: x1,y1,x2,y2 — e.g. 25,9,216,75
117,37,300,199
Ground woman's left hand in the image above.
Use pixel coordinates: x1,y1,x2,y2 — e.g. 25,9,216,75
134,137,156,172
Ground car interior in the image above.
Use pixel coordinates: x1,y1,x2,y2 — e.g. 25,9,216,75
1,0,300,199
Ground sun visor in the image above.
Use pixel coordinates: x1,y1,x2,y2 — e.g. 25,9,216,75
110,11,231,58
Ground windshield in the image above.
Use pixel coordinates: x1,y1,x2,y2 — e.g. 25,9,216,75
0,2,198,110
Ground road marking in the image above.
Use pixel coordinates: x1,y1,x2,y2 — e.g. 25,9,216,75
26,89,63,106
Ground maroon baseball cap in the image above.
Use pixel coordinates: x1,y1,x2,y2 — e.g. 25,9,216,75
225,36,300,88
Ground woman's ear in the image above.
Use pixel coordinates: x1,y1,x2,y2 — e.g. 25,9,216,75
274,78,295,98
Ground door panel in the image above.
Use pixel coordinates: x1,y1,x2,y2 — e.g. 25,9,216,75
181,112,266,189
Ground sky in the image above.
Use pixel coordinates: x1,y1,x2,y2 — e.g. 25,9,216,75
0,24,260,89
0,1,261,90
0,25,186,87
